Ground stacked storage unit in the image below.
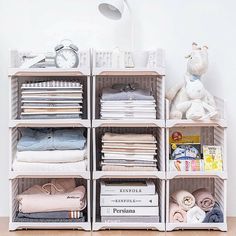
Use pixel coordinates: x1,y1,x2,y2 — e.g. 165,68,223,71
165,98,227,231
9,50,92,230
92,50,166,230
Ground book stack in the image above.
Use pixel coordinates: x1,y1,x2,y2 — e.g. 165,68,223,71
101,133,158,171
100,180,159,223
20,80,83,119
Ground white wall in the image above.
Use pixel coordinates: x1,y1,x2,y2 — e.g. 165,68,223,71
0,0,235,216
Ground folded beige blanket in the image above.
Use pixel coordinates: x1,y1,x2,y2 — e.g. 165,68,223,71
102,165,157,171
192,188,215,212
171,190,195,211
102,133,156,143
17,179,86,213
169,202,187,223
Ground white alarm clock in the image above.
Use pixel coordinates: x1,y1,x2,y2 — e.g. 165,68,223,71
55,40,79,69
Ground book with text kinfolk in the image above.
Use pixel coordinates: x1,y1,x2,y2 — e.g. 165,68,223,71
100,180,155,195
100,194,159,206
101,206,159,216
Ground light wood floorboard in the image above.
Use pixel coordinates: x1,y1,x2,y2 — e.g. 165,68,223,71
0,217,235,236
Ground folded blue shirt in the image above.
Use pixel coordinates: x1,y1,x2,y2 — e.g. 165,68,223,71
17,128,86,151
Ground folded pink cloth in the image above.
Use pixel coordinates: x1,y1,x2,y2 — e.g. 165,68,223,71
192,188,215,212
169,202,187,223
171,190,195,211
17,179,86,213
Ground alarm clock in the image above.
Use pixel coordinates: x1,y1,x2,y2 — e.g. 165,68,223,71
55,41,79,69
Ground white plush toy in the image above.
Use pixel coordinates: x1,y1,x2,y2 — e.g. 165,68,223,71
166,43,218,120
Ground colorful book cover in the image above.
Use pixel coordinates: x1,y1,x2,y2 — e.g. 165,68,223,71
170,143,201,160
203,146,223,171
169,160,204,171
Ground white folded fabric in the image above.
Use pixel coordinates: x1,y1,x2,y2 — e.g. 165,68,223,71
13,159,87,172
102,154,156,161
186,206,206,223
16,148,87,163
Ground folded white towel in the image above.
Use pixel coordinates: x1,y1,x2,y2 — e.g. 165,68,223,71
187,206,206,223
16,148,87,163
13,159,87,172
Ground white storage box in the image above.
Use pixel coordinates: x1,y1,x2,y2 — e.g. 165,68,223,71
92,127,165,179
9,75,91,127
166,177,227,231
166,126,227,179
9,178,91,231
92,178,165,231
92,72,165,127
9,127,91,179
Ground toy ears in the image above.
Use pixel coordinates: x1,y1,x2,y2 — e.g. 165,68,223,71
192,42,198,50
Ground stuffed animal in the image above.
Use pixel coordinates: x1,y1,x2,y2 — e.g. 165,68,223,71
176,76,218,120
166,43,218,120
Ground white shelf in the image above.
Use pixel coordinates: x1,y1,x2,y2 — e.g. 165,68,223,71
93,171,165,180
166,223,227,232
9,222,91,231
92,119,165,128
9,171,90,180
8,68,90,77
9,119,91,128
93,68,165,76
166,171,227,180
166,119,227,128
92,222,165,231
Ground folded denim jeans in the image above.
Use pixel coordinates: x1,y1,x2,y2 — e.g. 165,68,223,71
17,128,86,151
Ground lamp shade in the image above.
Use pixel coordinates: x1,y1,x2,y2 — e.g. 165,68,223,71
98,0,125,20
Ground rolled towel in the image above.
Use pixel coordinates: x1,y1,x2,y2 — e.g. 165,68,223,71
192,188,215,212
169,202,187,223
171,190,195,211
203,203,224,223
187,206,206,223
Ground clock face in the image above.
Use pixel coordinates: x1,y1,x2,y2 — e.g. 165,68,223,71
55,49,79,69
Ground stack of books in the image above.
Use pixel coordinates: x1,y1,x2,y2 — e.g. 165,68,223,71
100,180,159,223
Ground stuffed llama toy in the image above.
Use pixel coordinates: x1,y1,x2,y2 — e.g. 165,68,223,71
166,43,218,120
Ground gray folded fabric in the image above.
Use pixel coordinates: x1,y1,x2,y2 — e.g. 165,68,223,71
17,211,83,219
102,216,159,223
102,88,154,101
203,203,224,223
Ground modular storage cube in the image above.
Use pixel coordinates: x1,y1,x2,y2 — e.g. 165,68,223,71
166,177,227,231
9,127,91,179
92,127,165,179
166,125,227,178
92,177,165,231
9,178,91,230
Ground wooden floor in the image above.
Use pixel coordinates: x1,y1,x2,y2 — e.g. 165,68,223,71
0,217,235,236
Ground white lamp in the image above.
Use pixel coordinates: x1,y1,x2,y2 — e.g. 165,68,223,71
98,0,148,67
98,0,134,49
98,0,125,20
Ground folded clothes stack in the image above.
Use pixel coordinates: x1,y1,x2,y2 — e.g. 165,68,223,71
20,80,83,119
15,178,86,222
100,83,156,119
13,128,87,172
169,188,224,223
101,132,158,171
